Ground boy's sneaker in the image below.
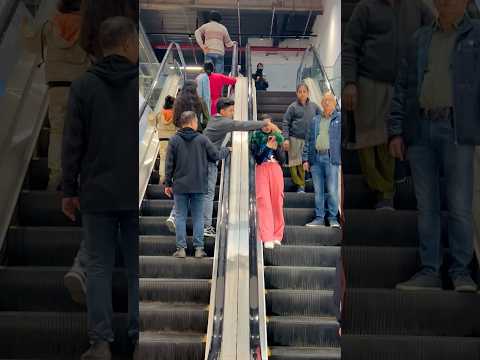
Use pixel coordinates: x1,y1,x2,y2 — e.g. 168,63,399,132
329,219,341,229
195,248,207,258
296,186,306,193
166,216,176,233
264,242,275,249
64,270,87,305
375,199,395,211
452,274,477,293
204,226,216,238
306,218,325,227
274,240,282,247
396,271,442,291
80,341,111,360
173,248,186,258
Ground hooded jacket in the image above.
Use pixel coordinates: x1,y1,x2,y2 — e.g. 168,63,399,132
62,55,139,212
164,128,229,194
22,13,90,83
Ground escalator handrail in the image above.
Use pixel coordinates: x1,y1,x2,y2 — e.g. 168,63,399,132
0,0,20,44
205,151,231,360
245,44,268,360
227,41,238,97
139,41,187,118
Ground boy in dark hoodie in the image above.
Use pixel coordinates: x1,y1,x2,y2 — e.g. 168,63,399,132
164,111,229,258
61,17,139,360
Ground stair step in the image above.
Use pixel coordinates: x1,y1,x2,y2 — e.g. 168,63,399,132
138,331,205,360
267,316,340,347
140,303,208,332
341,334,480,360
269,346,340,360
140,217,217,236
141,200,218,217
140,256,213,279
282,225,342,246
266,289,336,317
139,235,215,257
265,266,337,290
264,246,340,267
139,278,210,303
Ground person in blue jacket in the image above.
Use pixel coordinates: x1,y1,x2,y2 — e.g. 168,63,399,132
302,92,342,228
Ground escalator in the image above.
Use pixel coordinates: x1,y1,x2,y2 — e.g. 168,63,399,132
249,46,342,359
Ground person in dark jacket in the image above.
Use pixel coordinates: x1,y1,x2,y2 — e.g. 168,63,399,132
164,111,229,258
388,1,480,292
303,92,342,229
62,17,139,360
342,0,433,210
251,115,285,249
252,62,269,91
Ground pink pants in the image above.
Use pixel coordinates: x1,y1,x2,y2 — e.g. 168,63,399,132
256,162,285,243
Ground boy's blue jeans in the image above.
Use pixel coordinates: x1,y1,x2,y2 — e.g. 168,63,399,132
205,53,225,74
408,116,474,278
174,193,205,249
83,211,139,344
310,152,339,222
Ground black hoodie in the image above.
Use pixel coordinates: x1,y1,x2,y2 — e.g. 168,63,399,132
164,127,229,194
62,55,139,212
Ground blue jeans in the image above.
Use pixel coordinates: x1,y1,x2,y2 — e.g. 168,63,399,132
408,117,474,277
310,152,339,222
83,211,139,343
205,53,225,74
204,162,218,227
174,193,205,249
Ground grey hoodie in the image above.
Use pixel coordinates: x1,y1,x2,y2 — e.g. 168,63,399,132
203,115,269,147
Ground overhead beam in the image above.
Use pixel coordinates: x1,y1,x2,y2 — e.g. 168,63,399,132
140,0,323,12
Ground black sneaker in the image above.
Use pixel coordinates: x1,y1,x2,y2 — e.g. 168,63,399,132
204,226,216,238
80,341,111,360
64,270,87,305
396,271,442,291
173,248,186,258
452,274,478,293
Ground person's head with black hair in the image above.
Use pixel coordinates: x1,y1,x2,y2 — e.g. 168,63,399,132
178,111,198,130
57,0,82,13
216,97,235,119
173,80,204,126
164,96,175,110
296,82,310,105
204,61,215,75
99,16,138,63
80,0,138,58
209,10,222,23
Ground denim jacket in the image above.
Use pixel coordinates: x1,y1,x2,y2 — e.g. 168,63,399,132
389,15,480,145
302,110,342,166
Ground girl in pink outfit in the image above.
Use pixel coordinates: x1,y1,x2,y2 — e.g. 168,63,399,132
203,61,237,115
251,116,286,249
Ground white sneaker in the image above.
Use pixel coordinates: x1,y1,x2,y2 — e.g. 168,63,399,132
166,216,176,233
274,240,282,247
264,242,275,249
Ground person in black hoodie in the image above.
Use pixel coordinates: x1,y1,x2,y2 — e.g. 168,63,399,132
61,17,139,360
164,111,229,258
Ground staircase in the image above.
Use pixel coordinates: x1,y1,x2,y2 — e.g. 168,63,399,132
341,2,480,358
136,162,220,359
0,123,132,359
256,91,341,359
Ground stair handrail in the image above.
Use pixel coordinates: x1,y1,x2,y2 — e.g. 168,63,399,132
246,43,269,360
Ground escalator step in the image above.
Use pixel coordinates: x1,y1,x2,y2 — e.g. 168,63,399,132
265,266,337,290
0,312,130,358
139,236,215,257
342,246,419,288
140,303,208,332
283,226,341,246
26,158,48,190
140,217,217,236
0,267,126,311
138,331,205,360
269,346,340,360
140,256,213,279
139,278,210,303
141,200,218,217
341,334,480,360
17,191,79,227
264,246,340,267
343,288,480,336
266,290,336,317
267,316,340,347
259,104,292,113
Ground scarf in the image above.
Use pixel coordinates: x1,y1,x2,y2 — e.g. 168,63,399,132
52,12,82,44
